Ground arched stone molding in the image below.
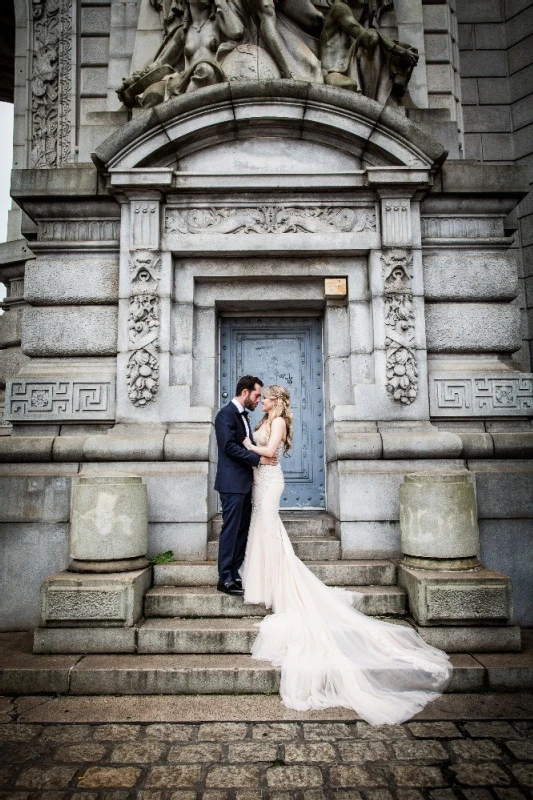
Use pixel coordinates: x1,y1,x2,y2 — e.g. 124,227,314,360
93,82,446,175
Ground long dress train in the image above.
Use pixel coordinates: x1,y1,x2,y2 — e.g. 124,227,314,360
241,427,452,726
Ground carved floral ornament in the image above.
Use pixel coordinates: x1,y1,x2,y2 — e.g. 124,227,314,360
31,0,72,168
126,251,162,407
164,206,377,236
381,249,418,405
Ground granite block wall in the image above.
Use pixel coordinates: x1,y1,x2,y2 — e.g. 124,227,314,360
457,0,533,370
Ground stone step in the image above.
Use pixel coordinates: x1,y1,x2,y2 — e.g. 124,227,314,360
3,632,533,697
144,585,406,619
210,511,337,539
207,536,341,561
138,618,259,654
153,560,397,587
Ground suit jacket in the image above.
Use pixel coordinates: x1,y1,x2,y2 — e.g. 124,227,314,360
214,402,261,494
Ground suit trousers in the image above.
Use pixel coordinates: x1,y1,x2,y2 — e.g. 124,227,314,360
218,490,253,584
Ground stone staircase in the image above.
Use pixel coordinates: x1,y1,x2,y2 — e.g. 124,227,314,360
137,512,406,658
3,511,530,699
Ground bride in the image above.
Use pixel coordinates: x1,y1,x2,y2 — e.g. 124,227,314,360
242,384,452,726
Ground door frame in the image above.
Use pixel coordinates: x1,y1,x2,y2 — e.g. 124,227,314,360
218,311,326,510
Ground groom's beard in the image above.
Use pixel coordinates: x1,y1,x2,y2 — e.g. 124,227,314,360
245,398,259,411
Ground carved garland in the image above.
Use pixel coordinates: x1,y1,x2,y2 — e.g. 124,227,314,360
31,0,72,168
381,249,418,405
165,206,376,235
127,251,161,407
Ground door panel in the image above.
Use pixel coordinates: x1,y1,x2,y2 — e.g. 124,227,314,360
220,317,325,508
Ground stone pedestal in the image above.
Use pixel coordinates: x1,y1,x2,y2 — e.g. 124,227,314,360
33,568,151,653
398,471,520,652
69,474,149,572
33,474,152,653
400,471,480,570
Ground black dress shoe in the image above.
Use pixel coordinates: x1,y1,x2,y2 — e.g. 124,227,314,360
217,581,244,596
233,577,243,588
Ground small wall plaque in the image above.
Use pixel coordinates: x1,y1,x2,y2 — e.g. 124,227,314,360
324,278,347,299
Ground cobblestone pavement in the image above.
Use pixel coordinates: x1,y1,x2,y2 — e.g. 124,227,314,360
1,715,533,799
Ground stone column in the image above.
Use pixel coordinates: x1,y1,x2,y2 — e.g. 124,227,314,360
398,471,520,653
69,474,149,573
34,474,152,654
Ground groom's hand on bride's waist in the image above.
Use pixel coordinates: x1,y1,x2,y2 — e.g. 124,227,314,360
260,455,278,466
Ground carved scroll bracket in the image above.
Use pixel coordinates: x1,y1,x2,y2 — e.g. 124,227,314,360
381,249,418,405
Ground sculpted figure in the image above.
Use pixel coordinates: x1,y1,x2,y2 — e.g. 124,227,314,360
118,0,324,106
118,0,245,107
320,0,418,104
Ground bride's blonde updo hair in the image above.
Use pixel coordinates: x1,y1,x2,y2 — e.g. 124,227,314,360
256,384,293,454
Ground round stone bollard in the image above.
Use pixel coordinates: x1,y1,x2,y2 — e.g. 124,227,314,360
400,471,480,570
69,475,149,573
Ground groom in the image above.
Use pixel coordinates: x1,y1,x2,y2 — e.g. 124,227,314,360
214,375,278,595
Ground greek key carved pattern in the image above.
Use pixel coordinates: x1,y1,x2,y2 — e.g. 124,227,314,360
381,249,418,405
164,206,376,235
127,251,161,407
5,378,116,422
31,0,73,168
430,375,533,417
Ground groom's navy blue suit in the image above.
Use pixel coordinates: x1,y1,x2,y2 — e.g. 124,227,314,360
214,402,261,584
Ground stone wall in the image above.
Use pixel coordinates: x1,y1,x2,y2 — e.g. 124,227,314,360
457,0,533,370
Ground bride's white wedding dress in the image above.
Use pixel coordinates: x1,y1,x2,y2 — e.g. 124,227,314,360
241,426,452,725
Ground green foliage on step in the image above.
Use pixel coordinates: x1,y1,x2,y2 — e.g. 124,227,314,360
149,550,175,565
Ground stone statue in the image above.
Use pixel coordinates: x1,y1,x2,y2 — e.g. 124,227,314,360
116,0,418,109
320,0,418,104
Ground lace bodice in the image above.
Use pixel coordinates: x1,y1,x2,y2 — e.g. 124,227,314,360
254,425,284,463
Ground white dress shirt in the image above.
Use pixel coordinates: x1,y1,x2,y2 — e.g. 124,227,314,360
232,398,252,439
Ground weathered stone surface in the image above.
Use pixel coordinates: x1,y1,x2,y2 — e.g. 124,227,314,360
479,518,533,626
40,568,152,628
425,304,521,353
25,254,119,304
381,429,463,459
70,475,148,562
0,472,74,521
341,521,401,559
164,427,211,461
76,765,142,788
0,307,22,347
398,565,513,626
0,436,54,462
400,472,479,561
84,435,164,461
423,252,519,301
22,307,118,357
33,626,137,654
81,462,210,523
413,624,521,653
149,523,207,561
0,523,70,630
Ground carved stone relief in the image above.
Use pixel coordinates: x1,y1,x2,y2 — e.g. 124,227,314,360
381,198,411,246
38,220,121,242
430,375,533,417
5,378,116,422
421,217,504,241
117,0,417,110
164,206,376,236
127,250,161,407
381,249,418,405
31,0,73,168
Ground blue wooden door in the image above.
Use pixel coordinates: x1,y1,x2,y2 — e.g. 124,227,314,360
219,317,325,508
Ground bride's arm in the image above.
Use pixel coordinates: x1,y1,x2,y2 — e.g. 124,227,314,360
244,418,286,458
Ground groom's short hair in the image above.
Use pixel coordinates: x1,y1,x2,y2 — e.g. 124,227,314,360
236,375,264,396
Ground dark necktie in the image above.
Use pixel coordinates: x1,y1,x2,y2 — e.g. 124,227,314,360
241,411,254,443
